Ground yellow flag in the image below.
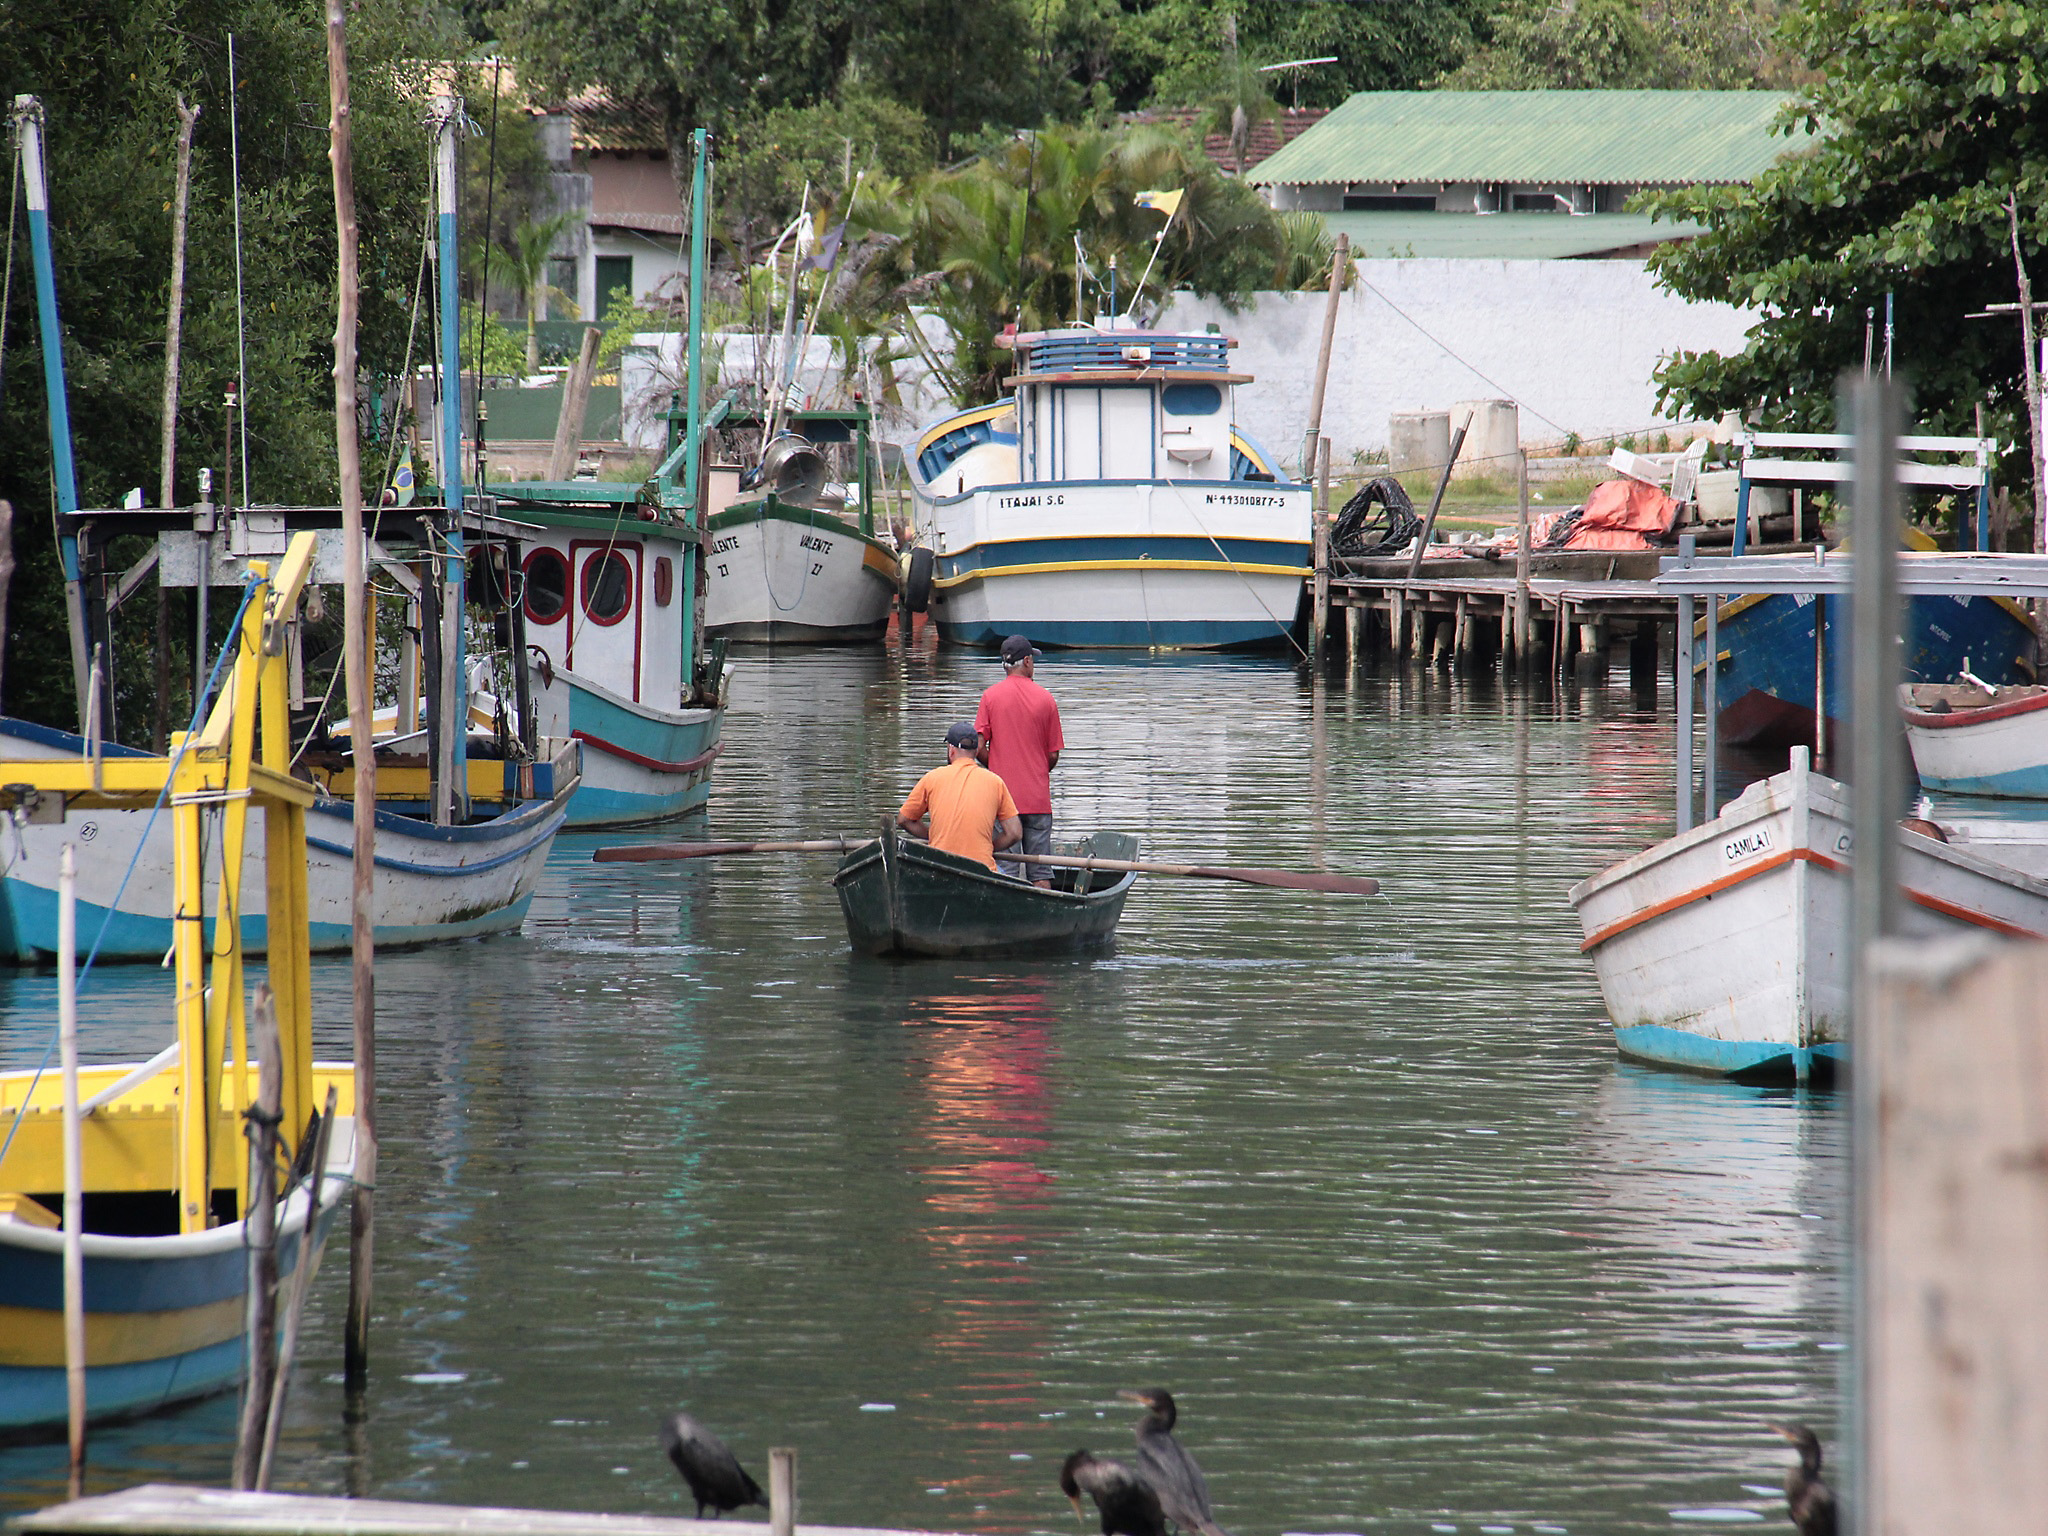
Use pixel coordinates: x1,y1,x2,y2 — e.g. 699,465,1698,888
1135,188,1184,220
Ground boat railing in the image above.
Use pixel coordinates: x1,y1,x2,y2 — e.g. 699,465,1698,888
1016,332,1231,375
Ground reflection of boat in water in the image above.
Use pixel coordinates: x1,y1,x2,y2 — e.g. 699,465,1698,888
834,833,1139,957
0,542,356,1433
909,327,1310,650
1901,682,2048,798
1571,748,2048,1083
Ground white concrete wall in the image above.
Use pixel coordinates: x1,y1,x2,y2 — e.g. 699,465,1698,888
1158,258,1753,478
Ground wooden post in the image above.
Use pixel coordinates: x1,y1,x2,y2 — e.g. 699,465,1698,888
1453,594,1470,664
1344,600,1362,666
546,325,603,481
58,845,86,1500
257,1085,340,1490
769,1447,796,1536
153,99,200,752
327,0,378,1392
233,986,283,1491
1515,450,1532,663
1311,436,1332,658
1299,233,1348,480
1865,938,2048,1533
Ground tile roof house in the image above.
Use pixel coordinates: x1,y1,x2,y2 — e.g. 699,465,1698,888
1249,89,1810,259
1134,106,1329,176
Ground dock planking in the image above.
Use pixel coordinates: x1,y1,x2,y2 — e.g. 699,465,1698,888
6,1486,976,1536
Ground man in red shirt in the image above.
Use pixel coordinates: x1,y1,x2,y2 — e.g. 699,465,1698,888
975,634,1065,886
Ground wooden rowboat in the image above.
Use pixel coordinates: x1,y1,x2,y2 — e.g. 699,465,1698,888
833,832,1139,957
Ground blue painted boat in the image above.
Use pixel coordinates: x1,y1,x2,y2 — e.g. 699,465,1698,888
1713,583,2036,751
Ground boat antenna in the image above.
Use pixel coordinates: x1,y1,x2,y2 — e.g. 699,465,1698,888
472,57,503,484
228,34,251,502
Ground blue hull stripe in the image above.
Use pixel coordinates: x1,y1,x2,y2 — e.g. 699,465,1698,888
937,533,1308,578
1614,1024,1846,1080
0,1338,244,1431
3,1225,310,1314
1914,765,2048,797
303,809,563,876
563,784,711,829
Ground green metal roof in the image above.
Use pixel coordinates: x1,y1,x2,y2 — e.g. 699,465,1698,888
1251,90,1805,188
1319,210,1699,259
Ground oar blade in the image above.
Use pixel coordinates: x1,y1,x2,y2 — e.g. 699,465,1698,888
594,842,750,863
1189,866,1381,896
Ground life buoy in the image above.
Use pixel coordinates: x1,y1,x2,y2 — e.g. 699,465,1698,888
903,546,935,614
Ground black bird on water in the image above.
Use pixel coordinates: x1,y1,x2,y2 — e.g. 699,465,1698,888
1060,1450,1166,1536
1120,1388,1232,1536
1769,1423,1837,1536
659,1411,768,1519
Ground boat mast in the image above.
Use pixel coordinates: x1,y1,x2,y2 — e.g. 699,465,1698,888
12,97,95,735
432,96,469,823
681,127,708,675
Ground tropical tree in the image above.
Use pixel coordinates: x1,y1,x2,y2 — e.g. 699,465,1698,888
1641,0,2048,514
486,212,582,373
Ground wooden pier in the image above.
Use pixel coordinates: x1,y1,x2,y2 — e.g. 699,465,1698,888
1316,551,1679,677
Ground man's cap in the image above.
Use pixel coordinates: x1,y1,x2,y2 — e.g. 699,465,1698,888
945,722,981,750
1000,634,1042,664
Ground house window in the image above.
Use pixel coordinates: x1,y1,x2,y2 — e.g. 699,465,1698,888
523,548,571,625
1512,192,1566,212
1343,194,1436,212
581,548,633,624
547,259,579,320
595,255,633,314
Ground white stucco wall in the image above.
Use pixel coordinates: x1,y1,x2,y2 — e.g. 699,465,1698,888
1158,258,1753,477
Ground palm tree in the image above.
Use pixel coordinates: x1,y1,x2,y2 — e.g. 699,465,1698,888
1193,12,1281,176
486,211,583,374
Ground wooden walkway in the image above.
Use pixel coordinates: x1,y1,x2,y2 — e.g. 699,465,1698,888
6,1486,972,1536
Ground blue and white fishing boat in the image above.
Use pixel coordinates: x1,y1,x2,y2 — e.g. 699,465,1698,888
0,536,356,1433
908,325,1310,650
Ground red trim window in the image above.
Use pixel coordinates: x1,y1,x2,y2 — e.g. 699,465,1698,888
653,556,674,607
581,548,633,626
523,547,571,626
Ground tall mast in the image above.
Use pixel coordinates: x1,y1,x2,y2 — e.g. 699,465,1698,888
431,96,468,823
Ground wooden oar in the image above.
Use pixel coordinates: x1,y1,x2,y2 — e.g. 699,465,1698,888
592,838,1380,896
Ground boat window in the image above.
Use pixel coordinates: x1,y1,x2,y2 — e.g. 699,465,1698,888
653,556,674,607
1161,383,1222,417
581,549,633,624
523,548,570,625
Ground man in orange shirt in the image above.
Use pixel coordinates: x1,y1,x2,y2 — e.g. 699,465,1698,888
897,723,1023,874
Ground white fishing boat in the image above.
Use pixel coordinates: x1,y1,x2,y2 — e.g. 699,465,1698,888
908,326,1310,650
704,409,899,644
1901,681,2048,798
1570,747,2048,1083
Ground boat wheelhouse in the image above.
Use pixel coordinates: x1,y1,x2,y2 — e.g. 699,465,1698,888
908,326,1311,650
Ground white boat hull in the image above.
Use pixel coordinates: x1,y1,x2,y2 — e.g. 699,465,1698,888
1902,683,2048,797
704,503,897,643
923,480,1310,650
1570,750,2048,1080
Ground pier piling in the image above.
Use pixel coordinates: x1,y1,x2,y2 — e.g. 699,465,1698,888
769,1448,797,1536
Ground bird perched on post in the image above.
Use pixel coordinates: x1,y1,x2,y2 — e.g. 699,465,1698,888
1060,1450,1166,1536
659,1411,768,1519
1769,1423,1836,1536
1120,1389,1232,1536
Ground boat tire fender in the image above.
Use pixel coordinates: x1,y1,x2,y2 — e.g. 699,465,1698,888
904,546,935,614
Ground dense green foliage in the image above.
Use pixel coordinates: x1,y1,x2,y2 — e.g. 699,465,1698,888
1644,0,2048,490
1443,0,1800,90
0,0,461,727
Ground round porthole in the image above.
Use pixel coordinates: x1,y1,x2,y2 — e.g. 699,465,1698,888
653,556,674,607
523,548,570,625
581,549,633,625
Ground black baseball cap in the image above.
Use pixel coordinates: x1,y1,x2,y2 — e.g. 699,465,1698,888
1000,634,1042,664
945,722,981,750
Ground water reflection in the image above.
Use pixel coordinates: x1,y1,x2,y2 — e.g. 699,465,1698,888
0,653,1842,1532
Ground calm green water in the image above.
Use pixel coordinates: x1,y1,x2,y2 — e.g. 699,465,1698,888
0,651,1842,1532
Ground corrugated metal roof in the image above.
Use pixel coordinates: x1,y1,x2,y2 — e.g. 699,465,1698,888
1318,210,1700,260
1251,90,1805,188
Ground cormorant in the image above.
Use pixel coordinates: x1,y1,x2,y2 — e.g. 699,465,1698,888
1120,1388,1232,1536
659,1411,768,1519
1060,1450,1166,1536
1769,1423,1837,1536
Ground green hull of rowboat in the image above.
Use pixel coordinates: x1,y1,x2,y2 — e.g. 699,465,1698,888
832,832,1139,958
